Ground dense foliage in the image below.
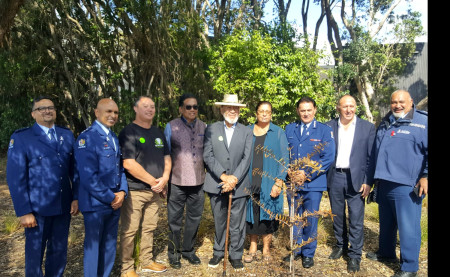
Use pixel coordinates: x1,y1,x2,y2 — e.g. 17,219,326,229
0,0,424,149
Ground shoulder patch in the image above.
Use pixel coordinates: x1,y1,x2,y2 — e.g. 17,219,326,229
77,138,86,148
8,139,14,149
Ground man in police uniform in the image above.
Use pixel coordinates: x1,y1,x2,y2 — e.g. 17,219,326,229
75,98,128,277
6,96,79,276
284,96,335,268
366,90,427,277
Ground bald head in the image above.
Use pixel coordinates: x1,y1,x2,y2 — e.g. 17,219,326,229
95,98,119,128
390,90,413,118
337,95,357,124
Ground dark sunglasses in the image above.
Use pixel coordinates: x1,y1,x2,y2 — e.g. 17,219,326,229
184,105,198,110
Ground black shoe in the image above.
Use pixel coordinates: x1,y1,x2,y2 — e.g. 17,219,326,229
347,258,360,273
392,271,417,277
169,255,181,269
302,257,314,268
366,251,397,263
283,253,302,262
329,246,345,259
208,255,223,268
182,253,201,265
229,259,244,269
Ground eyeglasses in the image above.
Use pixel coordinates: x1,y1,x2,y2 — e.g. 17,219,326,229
184,105,198,110
33,106,56,112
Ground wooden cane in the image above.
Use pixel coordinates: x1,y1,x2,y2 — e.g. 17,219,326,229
222,191,233,276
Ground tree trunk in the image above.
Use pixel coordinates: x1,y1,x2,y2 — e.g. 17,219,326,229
0,0,26,47
355,74,374,123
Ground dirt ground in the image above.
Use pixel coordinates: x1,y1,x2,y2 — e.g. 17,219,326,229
0,162,428,277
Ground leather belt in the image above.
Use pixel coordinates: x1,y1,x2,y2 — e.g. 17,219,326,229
336,168,350,173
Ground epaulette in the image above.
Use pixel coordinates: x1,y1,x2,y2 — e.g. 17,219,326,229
56,125,71,130
79,126,93,135
416,110,428,116
13,127,30,134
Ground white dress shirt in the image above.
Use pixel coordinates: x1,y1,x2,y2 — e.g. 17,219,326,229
335,117,356,169
223,121,237,148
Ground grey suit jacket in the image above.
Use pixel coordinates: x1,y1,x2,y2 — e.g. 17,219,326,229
203,121,253,198
326,117,376,191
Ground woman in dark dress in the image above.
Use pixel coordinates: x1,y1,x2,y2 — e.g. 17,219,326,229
244,101,289,262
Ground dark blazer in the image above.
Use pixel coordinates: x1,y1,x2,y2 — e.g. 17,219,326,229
326,117,376,191
74,121,128,212
203,121,253,198
6,123,78,217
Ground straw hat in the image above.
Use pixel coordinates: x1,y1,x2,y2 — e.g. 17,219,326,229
214,94,246,107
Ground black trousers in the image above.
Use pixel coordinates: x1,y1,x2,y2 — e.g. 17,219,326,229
167,183,205,258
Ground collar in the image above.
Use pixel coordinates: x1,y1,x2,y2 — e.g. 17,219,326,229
251,122,274,132
223,121,237,129
296,118,316,127
95,120,111,135
36,123,56,135
388,106,415,125
302,119,315,129
338,116,357,127
181,116,196,127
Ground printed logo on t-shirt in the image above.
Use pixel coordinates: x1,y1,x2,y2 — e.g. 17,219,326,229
155,138,164,148
139,137,146,143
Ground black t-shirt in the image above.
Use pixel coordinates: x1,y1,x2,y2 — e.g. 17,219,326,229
118,123,169,190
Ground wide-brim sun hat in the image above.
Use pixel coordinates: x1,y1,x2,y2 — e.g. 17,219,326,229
214,94,246,107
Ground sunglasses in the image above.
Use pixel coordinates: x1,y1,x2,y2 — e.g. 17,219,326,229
184,105,198,110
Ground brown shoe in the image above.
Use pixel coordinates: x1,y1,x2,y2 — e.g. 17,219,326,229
121,270,139,277
141,261,167,273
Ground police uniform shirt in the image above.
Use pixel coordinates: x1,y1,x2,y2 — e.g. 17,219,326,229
95,120,117,151
301,122,311,136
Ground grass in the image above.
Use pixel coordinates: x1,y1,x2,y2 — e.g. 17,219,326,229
1,212,20,234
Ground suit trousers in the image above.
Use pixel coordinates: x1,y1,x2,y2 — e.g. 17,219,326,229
208,193,247,260
167,183,205,259
119,190,162,273
24,213,71,277
377,180,423,272
287,190,323,257
82,208,120,277
328,171,365,260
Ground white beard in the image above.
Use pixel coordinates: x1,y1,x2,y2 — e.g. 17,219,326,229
224,115,239,125
392,111,405,118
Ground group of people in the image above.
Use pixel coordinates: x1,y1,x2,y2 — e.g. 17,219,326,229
6,89,427,277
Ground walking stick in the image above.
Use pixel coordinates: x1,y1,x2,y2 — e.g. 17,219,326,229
223,191,233,276
289,188,295,276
